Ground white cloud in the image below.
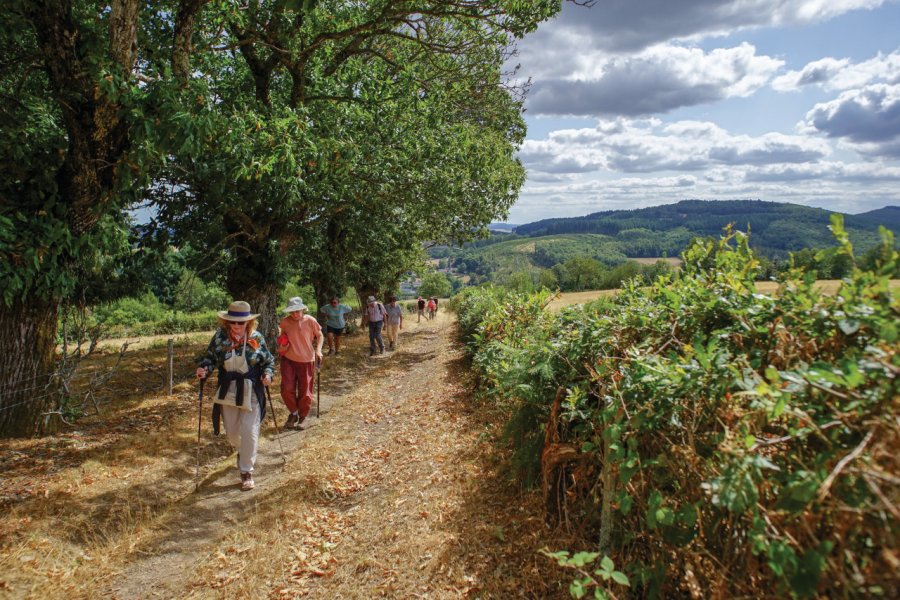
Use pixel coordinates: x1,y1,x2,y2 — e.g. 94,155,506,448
745,161,900,181
773,50,900,91
800,83,900,157
520,119,830,175
526,43,783,117
527,0,887,54
504,1,900,223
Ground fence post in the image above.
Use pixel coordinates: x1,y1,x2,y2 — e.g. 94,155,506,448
167,338,174,395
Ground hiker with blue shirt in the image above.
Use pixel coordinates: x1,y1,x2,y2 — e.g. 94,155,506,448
319,296,353,356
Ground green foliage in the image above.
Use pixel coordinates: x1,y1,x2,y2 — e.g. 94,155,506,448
418,272,453,299
172,272,229,313
86,291,218,336
92,292,170,328
541,550,630,599
454,229,900,598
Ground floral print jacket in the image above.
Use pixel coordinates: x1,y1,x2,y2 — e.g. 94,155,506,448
197,328,276,380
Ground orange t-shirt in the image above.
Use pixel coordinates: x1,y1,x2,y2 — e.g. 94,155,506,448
279,314,322,363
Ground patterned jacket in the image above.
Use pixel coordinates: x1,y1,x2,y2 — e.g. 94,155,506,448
197,328,276,379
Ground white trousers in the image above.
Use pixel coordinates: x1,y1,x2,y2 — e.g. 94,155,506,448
220,396,260,473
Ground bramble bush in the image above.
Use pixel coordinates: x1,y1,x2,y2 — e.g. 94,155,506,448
452,217,898,598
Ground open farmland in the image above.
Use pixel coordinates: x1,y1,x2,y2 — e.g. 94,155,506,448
549,279,900,310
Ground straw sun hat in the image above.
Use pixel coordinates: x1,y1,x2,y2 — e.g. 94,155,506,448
217,300,259,322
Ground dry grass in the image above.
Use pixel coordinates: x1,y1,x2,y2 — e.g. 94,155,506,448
514,242,536,253
547,289,619,311
630,257,682,267
0,313,574,599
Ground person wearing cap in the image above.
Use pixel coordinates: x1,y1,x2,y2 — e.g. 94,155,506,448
384,296,403,351
362,295,387,356
196,300,275,491
319,296,353,356
277,297,323,429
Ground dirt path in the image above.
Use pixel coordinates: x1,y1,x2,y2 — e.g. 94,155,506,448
93,312,570,599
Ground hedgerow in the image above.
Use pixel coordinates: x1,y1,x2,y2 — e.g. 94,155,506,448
452,218,898,598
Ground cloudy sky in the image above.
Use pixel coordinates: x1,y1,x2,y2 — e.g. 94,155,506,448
507,0,900,224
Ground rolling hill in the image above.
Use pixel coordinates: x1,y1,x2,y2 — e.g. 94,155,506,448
513,199,896,255
436,200,898,284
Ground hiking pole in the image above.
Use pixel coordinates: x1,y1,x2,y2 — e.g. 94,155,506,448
316,357,321,418
195,377,206,489
265,386,287,465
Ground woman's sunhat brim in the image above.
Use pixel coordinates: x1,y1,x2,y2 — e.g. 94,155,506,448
283,305,308,313
217,310,259,322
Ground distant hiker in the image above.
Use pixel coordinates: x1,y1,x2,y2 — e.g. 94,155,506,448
417,295,426,322
362,295,387,356
427,297,437,320
196,300,275,491
277,297,323,430
320,295,352,356
384,296,404,351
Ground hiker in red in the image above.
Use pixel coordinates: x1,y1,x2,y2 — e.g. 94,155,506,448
277,297,323,430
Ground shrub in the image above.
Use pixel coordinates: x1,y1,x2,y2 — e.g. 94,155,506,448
454,219,899,598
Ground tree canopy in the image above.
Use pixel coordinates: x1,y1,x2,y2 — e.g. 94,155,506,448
0,0,567,436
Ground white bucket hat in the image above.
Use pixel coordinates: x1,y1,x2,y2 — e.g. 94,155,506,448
366,295,376,303
283,296,308,313
218,300,259,322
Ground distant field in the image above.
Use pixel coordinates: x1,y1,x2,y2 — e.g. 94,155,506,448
631,257,683,267
547,289,619,310
549,279,900,311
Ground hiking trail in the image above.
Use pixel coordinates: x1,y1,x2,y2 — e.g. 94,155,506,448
24,311,569,599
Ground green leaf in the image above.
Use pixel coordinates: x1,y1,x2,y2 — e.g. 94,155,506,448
611,571,630,586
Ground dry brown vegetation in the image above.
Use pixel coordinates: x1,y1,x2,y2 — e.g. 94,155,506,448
550,279,900,310
0,313,574,599
629,257,682,267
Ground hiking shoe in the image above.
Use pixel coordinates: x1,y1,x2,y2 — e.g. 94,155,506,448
335,350,340,356
326,348,333,356
369,350,375,356
389,343,395,350
296,416,308,430
240,472,254,491
284,413,299,429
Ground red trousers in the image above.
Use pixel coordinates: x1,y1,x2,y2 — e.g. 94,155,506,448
280,357,315,418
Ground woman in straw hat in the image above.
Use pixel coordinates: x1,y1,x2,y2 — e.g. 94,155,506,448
196,300,275,491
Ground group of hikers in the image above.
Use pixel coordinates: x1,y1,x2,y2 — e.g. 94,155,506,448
195,294,437,491
416,295,439,322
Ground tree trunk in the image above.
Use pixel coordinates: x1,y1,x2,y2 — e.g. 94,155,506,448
233,283,281,347
0,298,60,437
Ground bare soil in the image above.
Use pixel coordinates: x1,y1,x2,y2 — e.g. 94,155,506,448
0,312,573,599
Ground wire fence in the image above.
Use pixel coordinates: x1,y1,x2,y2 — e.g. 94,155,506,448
0,337,198,423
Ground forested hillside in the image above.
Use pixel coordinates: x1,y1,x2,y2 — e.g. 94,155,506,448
435,200,898,290
514,200,894,255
